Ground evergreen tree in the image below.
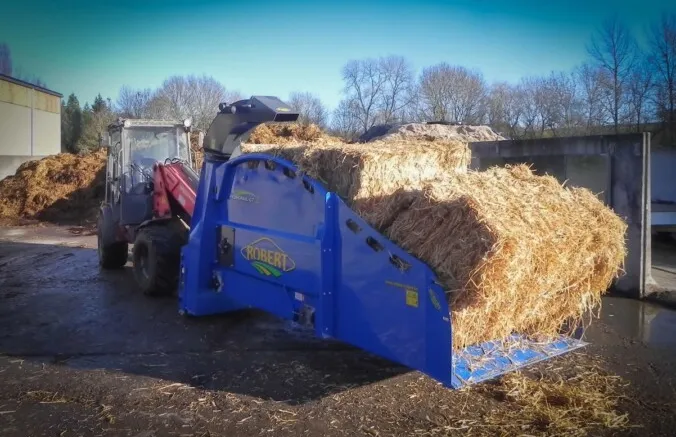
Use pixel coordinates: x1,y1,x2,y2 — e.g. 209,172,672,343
81,95,116,151
92,94,106,113
62,93,83,153
60,100,70,152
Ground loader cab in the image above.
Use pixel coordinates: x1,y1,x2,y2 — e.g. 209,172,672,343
103,119,192,226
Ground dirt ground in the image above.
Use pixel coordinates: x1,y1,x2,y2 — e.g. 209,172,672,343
1,226,676,437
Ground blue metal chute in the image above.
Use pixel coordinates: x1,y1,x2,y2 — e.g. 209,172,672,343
178,153,586,389
451,334,586,388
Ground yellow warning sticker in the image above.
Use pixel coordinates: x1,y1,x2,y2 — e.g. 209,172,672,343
406,289,419,308
385,281,419,308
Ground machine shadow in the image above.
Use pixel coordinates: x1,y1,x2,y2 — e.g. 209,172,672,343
0,240,410,406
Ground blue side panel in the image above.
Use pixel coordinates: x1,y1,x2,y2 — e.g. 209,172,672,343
226,159,325,238
334,202,453,387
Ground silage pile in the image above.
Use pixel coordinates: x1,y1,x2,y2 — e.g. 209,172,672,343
359,122,507,143
0,150,107,224
241,140,627,350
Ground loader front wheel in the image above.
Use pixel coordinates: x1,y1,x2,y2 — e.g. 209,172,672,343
132,224,184,296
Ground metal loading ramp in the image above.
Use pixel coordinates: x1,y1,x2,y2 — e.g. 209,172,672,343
178,153,586,389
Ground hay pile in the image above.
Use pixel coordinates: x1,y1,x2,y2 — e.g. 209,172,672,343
240,141,627,349
0,150,107,224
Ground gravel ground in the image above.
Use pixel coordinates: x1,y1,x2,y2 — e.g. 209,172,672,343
0,225,675,437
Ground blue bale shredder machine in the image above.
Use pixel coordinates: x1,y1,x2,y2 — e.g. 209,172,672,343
121,96,589,389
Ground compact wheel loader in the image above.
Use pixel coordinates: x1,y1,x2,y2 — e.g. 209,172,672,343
97,117,199,296
97,96,586,389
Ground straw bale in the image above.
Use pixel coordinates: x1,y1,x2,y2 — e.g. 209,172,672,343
242,138,626,349
241,138,471,222
0,150,107,224
383,165,627,349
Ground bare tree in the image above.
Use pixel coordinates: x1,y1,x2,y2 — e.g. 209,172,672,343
402,81,424,122
149,75,241,130
587,16,638,133
543,71,582,136
330,98,361,140
486,82,512,135
485,82,526,138
418,63,487,124
516,77,542,138
288,91,329,128
6,64,46,88
340,55,414,133
648,13,676,142
486,82,508,128
627,58,655,132
418,64,449,121
0,43,11,76
116,86,153,118
504,85,527,139
341,58,387,133
378,56,415,123
576,63,608,134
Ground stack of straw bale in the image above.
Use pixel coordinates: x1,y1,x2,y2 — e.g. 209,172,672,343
241,139,627,350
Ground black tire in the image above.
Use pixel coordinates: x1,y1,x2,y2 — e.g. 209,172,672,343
97,207,128,269
132,223,185,296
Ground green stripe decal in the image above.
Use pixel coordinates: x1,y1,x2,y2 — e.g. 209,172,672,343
252,261,282,277
252,263,268,275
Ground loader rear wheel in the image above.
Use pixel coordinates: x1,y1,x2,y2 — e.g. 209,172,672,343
132,224,185,296
98,236,129,269
97,208,128,269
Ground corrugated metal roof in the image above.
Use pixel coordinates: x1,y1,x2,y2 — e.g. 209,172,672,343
0,73,62,98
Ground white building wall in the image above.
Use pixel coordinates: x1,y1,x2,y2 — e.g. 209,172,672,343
0,76,62,181
33,109,61,156
0,100,31,155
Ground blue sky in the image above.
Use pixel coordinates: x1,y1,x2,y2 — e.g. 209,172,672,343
1,0,674,112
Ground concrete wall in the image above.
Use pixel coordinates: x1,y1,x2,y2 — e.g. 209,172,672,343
470,133,650,299
651,149,676,203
